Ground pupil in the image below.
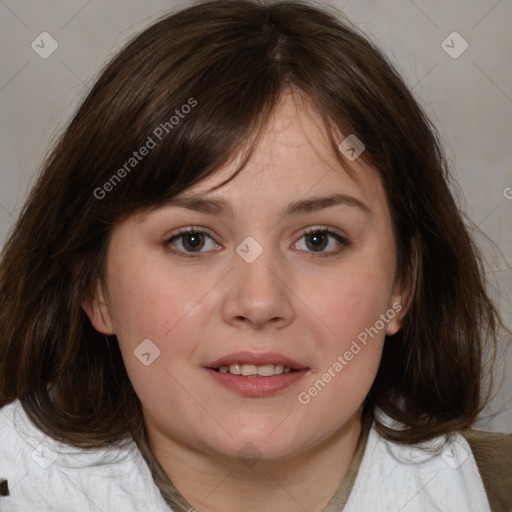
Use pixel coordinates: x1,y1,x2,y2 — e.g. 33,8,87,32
307,232,327,251
184,233,203,251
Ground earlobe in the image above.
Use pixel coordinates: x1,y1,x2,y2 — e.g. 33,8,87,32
385,290,407,336
386,311,402,336
386,236,419,336
81,282,115,335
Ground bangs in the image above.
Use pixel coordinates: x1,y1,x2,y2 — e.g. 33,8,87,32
82,1,378,227
86,13,286,220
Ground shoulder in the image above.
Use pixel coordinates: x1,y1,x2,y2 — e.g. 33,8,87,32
0,400,39,479
344,425,496,512
0,400,172,511
460,429,512,512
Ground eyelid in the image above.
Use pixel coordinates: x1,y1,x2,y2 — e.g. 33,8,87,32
165,225,348,241
164,225,218,248
294,225,349,258
163,226,222,258
298,224,348,239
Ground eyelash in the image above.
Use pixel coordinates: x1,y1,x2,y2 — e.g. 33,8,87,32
164,226,349,259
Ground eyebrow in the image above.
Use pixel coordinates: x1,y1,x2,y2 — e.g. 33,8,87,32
162,193,372,218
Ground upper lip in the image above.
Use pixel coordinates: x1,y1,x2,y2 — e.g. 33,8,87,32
205,351,308,370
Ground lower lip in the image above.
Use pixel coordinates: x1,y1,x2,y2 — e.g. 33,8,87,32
204,368,309,397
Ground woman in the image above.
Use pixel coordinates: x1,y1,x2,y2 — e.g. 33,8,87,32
0,0,510,510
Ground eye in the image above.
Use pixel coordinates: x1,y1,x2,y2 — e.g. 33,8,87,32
294,226,349,257
164,227,219,258
164,226,349,259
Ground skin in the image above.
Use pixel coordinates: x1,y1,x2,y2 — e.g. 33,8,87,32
83,90,406,512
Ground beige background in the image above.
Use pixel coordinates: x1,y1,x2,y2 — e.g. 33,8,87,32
0,0,510,432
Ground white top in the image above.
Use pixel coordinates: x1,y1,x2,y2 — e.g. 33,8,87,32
0,400,492,511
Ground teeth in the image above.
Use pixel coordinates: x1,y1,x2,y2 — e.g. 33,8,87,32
241,364,258,376
217,364,294,376
228,363,241,375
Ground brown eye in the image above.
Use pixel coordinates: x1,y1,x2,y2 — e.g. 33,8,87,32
165,228,218,258
296,228,348,257
180,232,205,252
305,232,329,252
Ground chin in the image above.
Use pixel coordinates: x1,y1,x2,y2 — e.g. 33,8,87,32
212,439,300,465
215,424,307,461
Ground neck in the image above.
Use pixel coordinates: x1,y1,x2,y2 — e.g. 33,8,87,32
144,411,363,512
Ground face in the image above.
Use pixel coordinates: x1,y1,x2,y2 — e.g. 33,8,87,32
83,91,404,463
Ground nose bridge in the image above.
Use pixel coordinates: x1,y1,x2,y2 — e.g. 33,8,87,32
224,234,294,328
234,234,281,293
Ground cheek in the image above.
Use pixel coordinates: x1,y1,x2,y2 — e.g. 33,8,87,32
295,270,390,430
298,249,395,411
310,264,394,351
107,256,206,340
106,256,216,392
312,281,387,392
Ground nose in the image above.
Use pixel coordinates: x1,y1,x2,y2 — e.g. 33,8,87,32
221,240,295,331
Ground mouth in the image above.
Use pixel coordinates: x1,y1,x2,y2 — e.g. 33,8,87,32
204,351,309,396
210,363,299,377
205,350,307,374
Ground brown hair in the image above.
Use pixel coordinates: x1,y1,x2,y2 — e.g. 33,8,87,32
0,0,507,507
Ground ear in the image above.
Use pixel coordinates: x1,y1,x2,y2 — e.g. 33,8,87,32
81,281,115,335
386,238,419,336
385,288,406,336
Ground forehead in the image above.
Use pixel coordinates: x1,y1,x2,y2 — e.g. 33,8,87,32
135,90,388,222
